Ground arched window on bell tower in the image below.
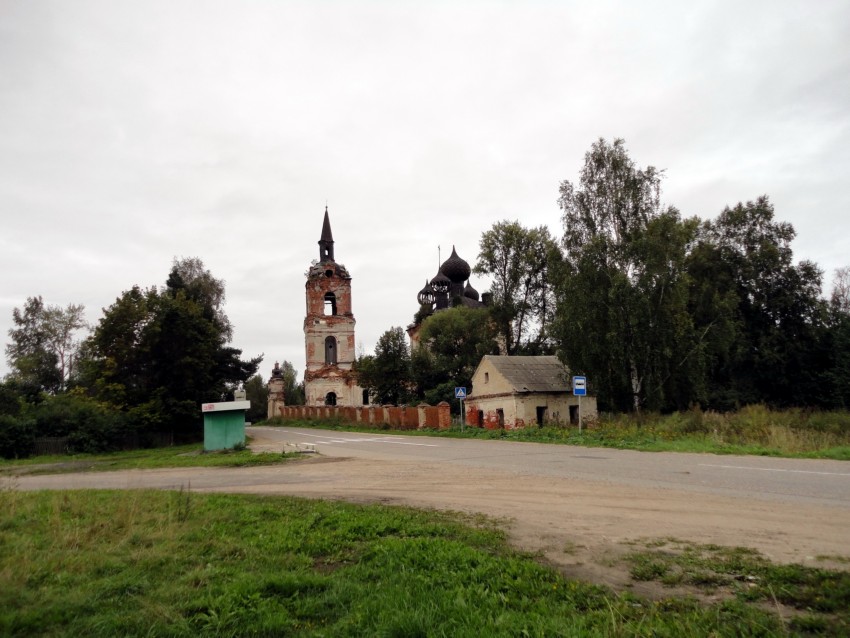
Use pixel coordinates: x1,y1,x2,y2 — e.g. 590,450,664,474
324,292,337,316
325,336,337,365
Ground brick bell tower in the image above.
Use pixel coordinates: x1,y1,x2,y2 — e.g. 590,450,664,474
303,207,364,406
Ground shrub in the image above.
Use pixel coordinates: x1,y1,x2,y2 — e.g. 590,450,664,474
0,382,22,417
720,404,774,443
28,391,132,453
0,414,35,459
803,411,850,435
675,406,710,434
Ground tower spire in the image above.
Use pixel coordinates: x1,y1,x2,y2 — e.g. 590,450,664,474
319,206,335,262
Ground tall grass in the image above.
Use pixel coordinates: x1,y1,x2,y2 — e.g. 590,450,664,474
270,406,850,458
0,489,802,637
635,405,850,457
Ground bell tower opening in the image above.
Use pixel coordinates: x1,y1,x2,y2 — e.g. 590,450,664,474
324,292,337,316
325,392,337,406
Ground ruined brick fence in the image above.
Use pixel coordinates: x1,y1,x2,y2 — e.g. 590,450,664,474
277,402,452,430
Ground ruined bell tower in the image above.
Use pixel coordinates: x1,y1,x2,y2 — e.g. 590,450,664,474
303,207,363,406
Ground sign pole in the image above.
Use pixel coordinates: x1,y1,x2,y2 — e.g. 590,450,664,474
578,395,582,434
454,387,467,431
572,375,587,435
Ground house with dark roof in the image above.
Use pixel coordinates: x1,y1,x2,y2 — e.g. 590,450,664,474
465,355,597,429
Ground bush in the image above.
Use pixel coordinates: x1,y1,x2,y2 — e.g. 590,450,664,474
0,382,22,417
28,392,133,453
674,406,710,434
803,411,850,435
0,414,35,459
722,405,786,444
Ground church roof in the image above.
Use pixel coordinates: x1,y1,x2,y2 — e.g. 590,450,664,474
320,206,334,243
477,355,571,393
429,269,451,289
318,206,337,263
440,246,471,283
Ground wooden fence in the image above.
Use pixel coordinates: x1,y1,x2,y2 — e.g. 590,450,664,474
31,431,180,456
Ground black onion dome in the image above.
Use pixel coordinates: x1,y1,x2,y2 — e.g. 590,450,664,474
463,281,479,301
417,280,436,305
440,246,471,283
430,269,451,293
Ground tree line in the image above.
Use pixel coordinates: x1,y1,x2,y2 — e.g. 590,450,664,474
4,138,848,457
1,258,265,457
357,139,850,413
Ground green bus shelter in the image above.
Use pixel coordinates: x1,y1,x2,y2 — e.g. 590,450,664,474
201,400,250,451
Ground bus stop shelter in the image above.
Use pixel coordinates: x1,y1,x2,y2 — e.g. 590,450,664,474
201,400,250,451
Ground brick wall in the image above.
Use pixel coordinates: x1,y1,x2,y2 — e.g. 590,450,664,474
276,401,451,430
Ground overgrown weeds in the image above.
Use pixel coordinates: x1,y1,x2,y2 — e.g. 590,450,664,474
624,539,850,636
1,490,820,636
267,405,850,459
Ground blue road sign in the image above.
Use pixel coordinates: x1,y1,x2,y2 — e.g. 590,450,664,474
454,387,467,399
573,376,587,396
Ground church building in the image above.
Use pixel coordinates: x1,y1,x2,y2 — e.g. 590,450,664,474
407,246,491,349
303,208,364,407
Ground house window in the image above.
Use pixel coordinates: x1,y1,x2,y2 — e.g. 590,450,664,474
325,336,337,364
484,372,489,384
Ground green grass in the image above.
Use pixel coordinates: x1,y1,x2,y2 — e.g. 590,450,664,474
0,441,297,475
624,539,850,636
0,489,812,637
266,404,850,460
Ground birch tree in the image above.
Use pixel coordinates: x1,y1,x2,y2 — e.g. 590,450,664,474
5,296,87,392
555,138,698,411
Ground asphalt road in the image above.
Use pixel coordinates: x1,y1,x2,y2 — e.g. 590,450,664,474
252,426,850,508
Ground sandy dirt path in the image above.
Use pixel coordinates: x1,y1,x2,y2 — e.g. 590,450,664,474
12,431,850,595
240,436,850,593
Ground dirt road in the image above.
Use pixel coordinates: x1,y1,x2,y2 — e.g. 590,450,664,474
12,426,850,594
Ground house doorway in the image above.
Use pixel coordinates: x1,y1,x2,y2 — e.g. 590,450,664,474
536,406,547,427
325,392,337,406
496,408,505,428
569,405,579,425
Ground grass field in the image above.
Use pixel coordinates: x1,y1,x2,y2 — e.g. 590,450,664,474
266,404,850,460
0,442,296,476
622,539,850,636
3,489,847,636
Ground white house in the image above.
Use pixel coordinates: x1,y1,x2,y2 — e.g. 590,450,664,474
465,355,597,429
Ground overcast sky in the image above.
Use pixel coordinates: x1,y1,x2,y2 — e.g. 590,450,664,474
2,0,849,381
